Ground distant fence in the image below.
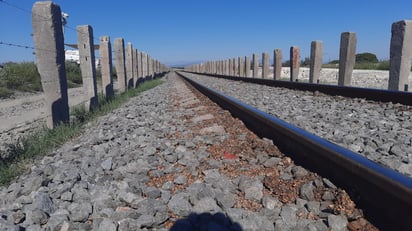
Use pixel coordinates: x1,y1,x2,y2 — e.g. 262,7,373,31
185,20,412,92
31,1,168,129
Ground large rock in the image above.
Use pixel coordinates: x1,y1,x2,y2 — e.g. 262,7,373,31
193,197,221,213
168,193,192,216
68,202,92,222
33,192,54,214
328,214,348,231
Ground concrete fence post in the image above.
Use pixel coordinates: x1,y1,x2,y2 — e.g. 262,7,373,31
99,36,114,97
388,20,412,91
274,49,282,80
262,52,269,78
239,57,244,77
245,56,251,77
153,59,156,75
290,46,300,82
338,32,357,86
32,1,69,129
114,38,127,93
77,25,98,111
133,49,138,86
309,41,323,84
141,52,147,78
229,59,233,75
125,43,134,88
137,51,142,80
253,53,259,78
233,58,238,76
147,55,152,77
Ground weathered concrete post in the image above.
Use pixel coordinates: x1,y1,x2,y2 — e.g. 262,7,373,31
338,32,357,86
233,58,238,76
388,20,412,91
290,46,300,82
136,51,142,81
141,52,147,78
125,43,134,88
224,60,228,75
229,59,233,75
114,38,127,93
32,2,69,129
133,49,139,86
77,25,98,111
274,49,282,80
149,56,153,77
152,59,156,76
253,53,259,78
99,36,114,97
262,52,269,78
245,56,251,77
309,41,323,84
238,57,244,77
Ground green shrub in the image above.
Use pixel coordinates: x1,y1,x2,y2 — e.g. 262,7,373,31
0,77,165,186
356,52,378,63
65,61,82,85
0,62,42,92
354,62,378,70
0,87,13,98
376,60,390,70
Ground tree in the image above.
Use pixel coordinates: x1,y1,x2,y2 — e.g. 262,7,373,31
282,60,290,67
356,52,378,63
301,57,310,67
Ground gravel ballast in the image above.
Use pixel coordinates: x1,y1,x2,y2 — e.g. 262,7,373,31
182,72,412,178
0,73,377,230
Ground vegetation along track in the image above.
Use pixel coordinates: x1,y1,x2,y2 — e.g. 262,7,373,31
176,71,412,230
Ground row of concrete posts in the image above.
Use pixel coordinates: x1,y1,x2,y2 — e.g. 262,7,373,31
31,1,168,129
186,20,412,93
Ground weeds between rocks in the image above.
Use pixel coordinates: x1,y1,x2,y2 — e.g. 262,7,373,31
0,78,165,186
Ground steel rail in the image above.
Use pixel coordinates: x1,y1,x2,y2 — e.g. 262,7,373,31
183,71,412,106
176,71,412,230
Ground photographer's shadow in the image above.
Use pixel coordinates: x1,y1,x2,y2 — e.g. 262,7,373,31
170,212,243,231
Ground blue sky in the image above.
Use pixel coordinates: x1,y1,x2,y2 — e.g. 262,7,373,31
0,0,411,66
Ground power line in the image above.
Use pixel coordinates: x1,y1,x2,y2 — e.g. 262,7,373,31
0,0,32,15
0,41,34,50
0,41,106,60
0,0,100,44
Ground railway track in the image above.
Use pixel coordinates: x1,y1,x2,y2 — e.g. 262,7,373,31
184,71,412,106
176,71,412,230
178,71,412,178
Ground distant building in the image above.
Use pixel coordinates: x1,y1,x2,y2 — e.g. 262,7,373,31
65,49,80,64
65,49,100,67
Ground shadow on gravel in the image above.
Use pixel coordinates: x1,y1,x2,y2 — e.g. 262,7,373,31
170,212,243,231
